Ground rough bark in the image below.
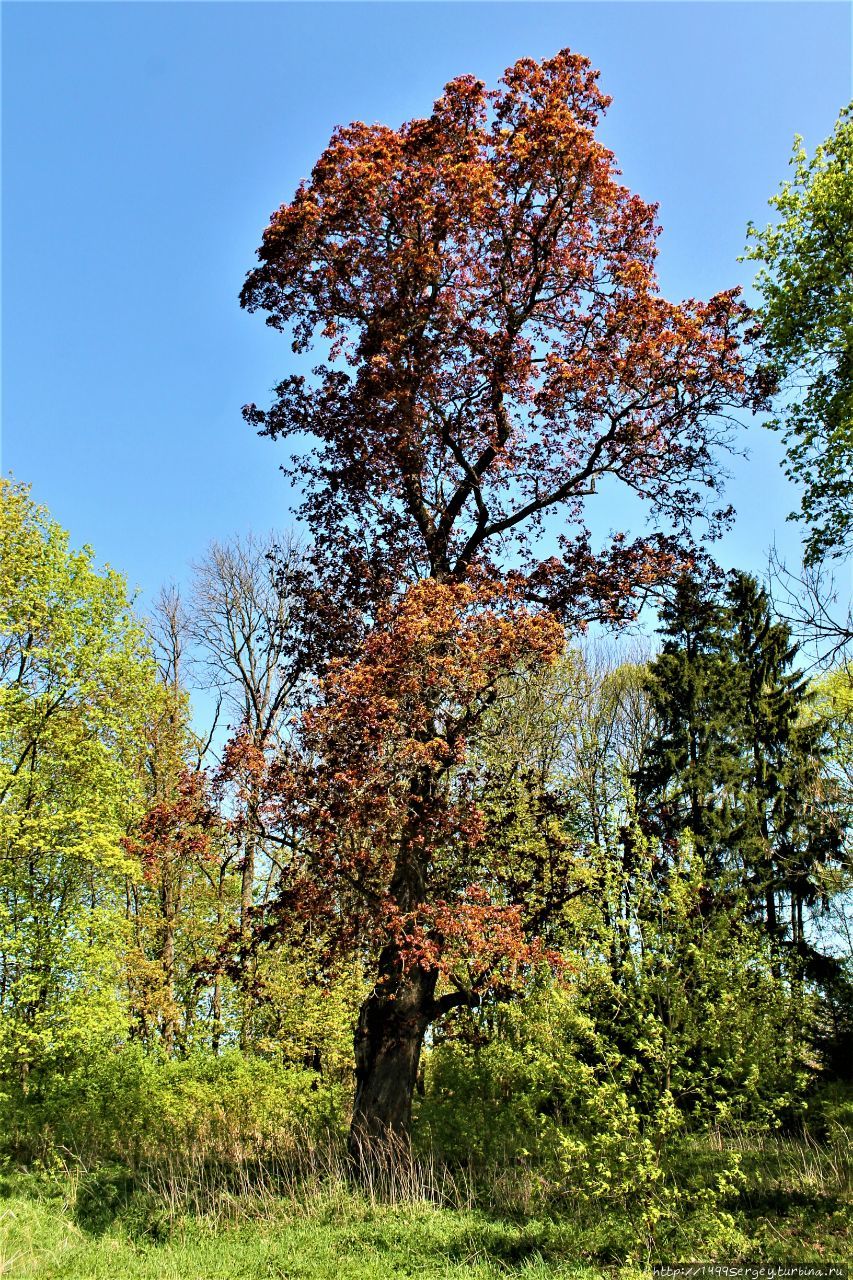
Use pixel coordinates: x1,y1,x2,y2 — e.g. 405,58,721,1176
349,944,437,1167
348,952,435,1152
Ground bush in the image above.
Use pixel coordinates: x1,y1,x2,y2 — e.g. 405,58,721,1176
1,1044,349,1168
804,1081,853,1142
415,960,756,1239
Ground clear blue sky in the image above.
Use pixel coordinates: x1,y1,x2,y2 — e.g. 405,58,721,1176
3,1,851,610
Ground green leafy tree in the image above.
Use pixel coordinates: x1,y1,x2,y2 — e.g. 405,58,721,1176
473,647,655,955
746,105,853,564
0,479,158,1087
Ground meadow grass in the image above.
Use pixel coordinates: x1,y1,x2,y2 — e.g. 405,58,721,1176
0,1178,636,1280
1,1129,848,1278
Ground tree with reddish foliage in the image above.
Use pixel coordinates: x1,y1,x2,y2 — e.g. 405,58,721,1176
262,579,565,1145
240,50,766,1156
123,766,221,1051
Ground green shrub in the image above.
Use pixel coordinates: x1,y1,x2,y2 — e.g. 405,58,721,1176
804,1081,853,1142
1,1044,349,1168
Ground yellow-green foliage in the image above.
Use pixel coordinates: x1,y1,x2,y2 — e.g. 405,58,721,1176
417,841,809,1221
247,943,367,1079
0,478,159,1079
3,1046,348,1168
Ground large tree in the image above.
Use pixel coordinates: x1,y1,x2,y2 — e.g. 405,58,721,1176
189,533,307,1047
637,571,846,941
749,106,853,673
240,50,763,1153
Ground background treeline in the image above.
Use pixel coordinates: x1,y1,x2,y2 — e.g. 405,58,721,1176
2,476,851,1255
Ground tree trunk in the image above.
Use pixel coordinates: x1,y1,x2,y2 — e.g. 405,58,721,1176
238,831,256,1051
239,782,260,1051
211,973,222,1055
160,868,177,1054
348,765,443,1176
349,950,437,1167
765,880,777,937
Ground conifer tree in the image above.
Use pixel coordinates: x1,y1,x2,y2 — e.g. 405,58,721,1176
638,570,844,942
634,574,740,866
725,571,843,941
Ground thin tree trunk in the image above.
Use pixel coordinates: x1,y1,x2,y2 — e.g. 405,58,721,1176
160,869,177,1054
212,973,222,1055
239,822,258,1051
765,880,777,937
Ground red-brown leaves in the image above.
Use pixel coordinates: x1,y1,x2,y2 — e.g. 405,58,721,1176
265,580,563,991
240,49,767,1007
304,579,560,828
243,49,762,602
125,768,217,882
392,885,560,996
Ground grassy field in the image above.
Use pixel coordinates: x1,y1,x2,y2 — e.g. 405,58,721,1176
2,1188,622,1280
1,1132,849,1280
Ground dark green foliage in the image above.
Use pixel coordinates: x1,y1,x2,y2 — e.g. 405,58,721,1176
73,1163,170,1242
637,571,845,940
724,571,842,938
634,574,740,862
811,969,853,1084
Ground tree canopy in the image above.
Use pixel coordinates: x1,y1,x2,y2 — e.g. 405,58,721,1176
747,104,853,564
243,51,762,624
0,478,158,1080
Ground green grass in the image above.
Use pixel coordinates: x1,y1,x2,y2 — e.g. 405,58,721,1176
726,1130,852,1262
1,1130,849,1279
0,1182,632,1279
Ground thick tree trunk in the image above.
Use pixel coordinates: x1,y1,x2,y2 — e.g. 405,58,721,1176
349,952,437,1167
348,763,453,1177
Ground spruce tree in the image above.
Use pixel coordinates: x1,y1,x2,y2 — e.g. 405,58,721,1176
724,571,842,940
634,574,740,867
638,568,844,940
724,572,799,933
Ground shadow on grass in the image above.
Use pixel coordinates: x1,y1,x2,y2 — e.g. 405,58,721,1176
73,1164,170,1243
735,1186,846,1216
